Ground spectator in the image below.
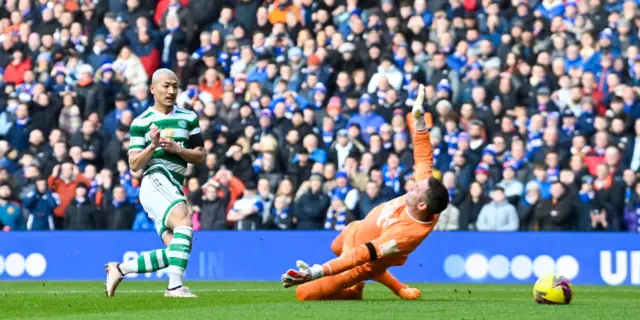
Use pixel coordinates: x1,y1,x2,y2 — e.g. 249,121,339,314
58,91,83,136
476,187,519,231
5,50,32,85
359,180,389,220
113,45,149,94
106,186,136,230
6,103,32,152
519,182,542,231
0,183,23,230
592,163,624,230
624,183,640,232
197,180,230,230
264,195,293,230
48,161,91,229
434,204,460,231
71,120,103,168
23,177,58,231
294,174,329,229
325,196,352,231
498,165,524,206
535,182,576,231
64,183,100,230
227,181,263,230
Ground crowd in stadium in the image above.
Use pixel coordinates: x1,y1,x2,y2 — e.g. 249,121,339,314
0,0,639,232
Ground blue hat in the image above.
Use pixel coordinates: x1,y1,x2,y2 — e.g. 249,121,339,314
359,94,372,104
600,28,613,40
101,63,114,73
336,170,349,179
259,109,273,119
482,148,496,158
349,8,362,18
313,83,327,94
436,79,452,93
566,0,577,7
287,47,303,59
475,163,490,175
469,61,483,72
223,78,234,86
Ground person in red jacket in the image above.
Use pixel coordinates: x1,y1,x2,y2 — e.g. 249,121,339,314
47,161,91,229
4,50,32,85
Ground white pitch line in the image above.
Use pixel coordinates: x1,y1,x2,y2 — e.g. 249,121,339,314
3,287,640,295
1,288,280,294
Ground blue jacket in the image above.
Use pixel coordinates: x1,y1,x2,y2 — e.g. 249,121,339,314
347,112,386,142
0,201,23,230
6,119,31,152
23,191,58,230
536,3,565,20
132,211,155,231
87,52,115,71
103,108,131,137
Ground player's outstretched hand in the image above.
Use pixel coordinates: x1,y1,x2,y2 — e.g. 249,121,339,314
398,287,421,300
281,260,323,288
412,84,425,119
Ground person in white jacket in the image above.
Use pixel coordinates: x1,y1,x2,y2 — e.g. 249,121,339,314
367,55,403,92
434,204,460,231
113,46,149,95
476,187,519,231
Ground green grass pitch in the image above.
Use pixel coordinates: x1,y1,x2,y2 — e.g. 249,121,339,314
1,281,639,319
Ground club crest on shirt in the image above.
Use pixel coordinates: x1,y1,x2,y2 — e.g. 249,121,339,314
178,120,188,128
7,206,15,214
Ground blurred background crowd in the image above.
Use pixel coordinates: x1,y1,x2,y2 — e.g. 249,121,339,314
0,0,640,232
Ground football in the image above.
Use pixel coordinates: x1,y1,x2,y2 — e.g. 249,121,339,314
533,274,574,305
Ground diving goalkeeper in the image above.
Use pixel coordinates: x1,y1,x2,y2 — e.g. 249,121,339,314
281,84,450,300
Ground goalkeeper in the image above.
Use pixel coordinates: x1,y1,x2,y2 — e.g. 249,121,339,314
281,84,449,300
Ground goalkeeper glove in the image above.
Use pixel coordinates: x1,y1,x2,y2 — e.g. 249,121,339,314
281,260,324,288
412,84,425,119
412,84,427,131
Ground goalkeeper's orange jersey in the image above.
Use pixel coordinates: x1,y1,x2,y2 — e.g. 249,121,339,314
321,130,440,276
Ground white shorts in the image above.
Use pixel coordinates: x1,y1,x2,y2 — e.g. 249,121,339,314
139,171,185,238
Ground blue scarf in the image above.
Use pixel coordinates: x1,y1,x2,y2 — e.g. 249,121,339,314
433,144,442,164
273,208,290,225
376,89,386,106
322,130,334,147
546,167,559,182
112,199,125,209
579,190,594,203
119,171,132,186
503,156,525,171
325,209,347,230
444,130,459,155
331,185,351,200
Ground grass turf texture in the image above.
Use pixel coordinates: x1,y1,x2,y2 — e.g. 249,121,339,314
1,282,639,319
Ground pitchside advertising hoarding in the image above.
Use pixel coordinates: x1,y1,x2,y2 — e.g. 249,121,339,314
0,232,639,285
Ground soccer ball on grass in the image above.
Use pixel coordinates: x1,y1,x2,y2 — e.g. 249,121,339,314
533,274,573,305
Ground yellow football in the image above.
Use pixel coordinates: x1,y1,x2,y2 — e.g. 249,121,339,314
533,274,573,305
161,129,174,139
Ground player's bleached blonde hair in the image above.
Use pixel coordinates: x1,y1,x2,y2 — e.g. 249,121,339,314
151,68,177,84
